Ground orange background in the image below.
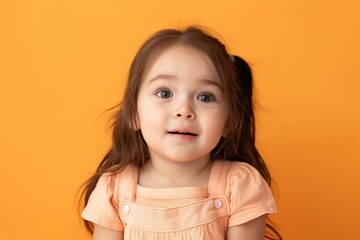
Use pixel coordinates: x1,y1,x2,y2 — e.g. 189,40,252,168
1,0,359,239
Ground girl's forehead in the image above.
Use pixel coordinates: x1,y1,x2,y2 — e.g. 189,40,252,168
144,44,220,81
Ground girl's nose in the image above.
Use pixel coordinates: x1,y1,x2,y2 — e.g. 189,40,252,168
174,103,195,120
175,111,195,119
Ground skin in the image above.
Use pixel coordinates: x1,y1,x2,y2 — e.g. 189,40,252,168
136,44,228,188
93,44,267,240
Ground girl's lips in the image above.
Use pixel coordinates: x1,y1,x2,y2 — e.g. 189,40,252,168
167,131,197,136
167,131,198,141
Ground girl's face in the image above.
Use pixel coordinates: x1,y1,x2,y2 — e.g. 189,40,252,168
136,44,229,164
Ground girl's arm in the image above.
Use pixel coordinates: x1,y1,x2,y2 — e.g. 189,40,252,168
93,224,123,240
226,215,267,240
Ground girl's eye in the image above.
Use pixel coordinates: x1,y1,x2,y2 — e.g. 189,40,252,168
197,93,215,102
156,90,173,98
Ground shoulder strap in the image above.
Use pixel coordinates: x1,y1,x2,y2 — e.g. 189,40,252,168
208,160,232,196
118,164,139,201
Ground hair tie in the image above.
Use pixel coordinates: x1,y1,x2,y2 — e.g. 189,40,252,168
229,55,235,62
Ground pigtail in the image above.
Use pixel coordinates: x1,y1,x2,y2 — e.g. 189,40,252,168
233,55,282,240
232,55,271,181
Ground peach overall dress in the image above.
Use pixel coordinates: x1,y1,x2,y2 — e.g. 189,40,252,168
82,160,277,239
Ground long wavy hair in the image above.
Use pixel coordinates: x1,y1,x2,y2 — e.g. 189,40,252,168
80,26,282,239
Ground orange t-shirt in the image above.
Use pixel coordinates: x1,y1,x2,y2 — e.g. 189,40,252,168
82,160,277,239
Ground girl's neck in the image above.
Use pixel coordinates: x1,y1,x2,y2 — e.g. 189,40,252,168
139,156,213,188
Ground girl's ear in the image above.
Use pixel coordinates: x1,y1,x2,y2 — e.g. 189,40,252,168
130,114,141,131
222,118,230,137
222,128,228,137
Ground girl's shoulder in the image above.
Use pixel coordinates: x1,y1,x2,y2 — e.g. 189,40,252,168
214,160,263,181
228,161,265,182
212,160,270,194
96,164,139,193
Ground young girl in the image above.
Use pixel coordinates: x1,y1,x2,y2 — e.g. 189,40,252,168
81,26,282,240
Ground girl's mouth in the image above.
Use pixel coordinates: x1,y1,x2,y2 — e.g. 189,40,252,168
168,131,197,136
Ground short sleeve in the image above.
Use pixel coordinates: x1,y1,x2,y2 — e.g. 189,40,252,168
227,163,277,227
81,174,124,231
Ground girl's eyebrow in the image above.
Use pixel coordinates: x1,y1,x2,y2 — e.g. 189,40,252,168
148,74,176,83
199,79,222,89
148,74,222,89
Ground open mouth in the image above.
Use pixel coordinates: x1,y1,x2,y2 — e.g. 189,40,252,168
168,131,197,136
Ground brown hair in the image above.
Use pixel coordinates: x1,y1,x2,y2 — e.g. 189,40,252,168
80,26,282,239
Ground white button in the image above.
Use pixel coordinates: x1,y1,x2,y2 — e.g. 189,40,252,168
214,199,222,209
122,204,130,214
